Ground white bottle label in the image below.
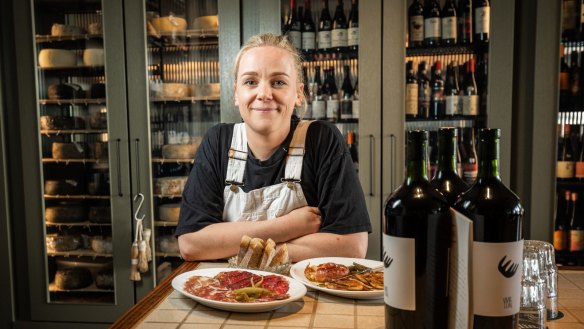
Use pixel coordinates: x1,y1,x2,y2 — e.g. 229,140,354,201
331,28,348,47
312,99,326,119
302,32,316,50
326,99,339,119
347,27,359,46
445,95,461,116
410,15,424,42
406,83,419,116
318,30,332,49
473,240,523,317
424,17,441,39
557,161,576,178
475,6,490,34
383,234,415,311
441,16,457,40
581,3,584,24
288,31,302,50
462,95,479,115
352,99,359,118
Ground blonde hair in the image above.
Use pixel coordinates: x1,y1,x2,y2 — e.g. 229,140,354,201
232,33,307,118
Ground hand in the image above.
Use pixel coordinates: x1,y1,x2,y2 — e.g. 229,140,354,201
283,206,321,240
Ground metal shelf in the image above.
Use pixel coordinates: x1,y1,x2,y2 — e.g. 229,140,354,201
40,98,106,106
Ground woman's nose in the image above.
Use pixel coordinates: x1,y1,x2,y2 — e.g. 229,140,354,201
256,82,273,101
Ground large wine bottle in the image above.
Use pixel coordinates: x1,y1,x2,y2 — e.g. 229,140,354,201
408,0,425,48
454,128,524,329
383,130,451,329
331,0,348,52
287,0,302,50
431,127,469,206
318,0,333,52
301,0,316,54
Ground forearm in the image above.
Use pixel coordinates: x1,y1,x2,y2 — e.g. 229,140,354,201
286,232,368,262
178,215,301,261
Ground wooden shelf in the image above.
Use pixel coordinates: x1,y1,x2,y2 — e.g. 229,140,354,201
154,220,178,227
42,158,108,164
150,96,219,103
36,34,103,43
45,195,110,200
46,221,111,227
151,158,194,164
47,249,112,258
41,129,107,135
40,98,106,105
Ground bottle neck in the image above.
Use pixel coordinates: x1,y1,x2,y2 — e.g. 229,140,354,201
406,137,428,183
477,135,501,179
437,135,458,173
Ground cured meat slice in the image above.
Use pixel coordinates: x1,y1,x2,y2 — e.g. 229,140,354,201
305,262,350,283
259,274,289,295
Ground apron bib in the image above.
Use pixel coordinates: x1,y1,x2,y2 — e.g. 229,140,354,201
223,121,313,222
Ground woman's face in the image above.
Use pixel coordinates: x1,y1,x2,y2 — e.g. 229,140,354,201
234,46,303,135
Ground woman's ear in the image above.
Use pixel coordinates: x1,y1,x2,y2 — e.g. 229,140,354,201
296,83,304,107
234,83,239,106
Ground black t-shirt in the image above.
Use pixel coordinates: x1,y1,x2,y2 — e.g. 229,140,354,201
175,116,372,237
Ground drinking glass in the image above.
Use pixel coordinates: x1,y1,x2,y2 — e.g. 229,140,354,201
519,241,547,328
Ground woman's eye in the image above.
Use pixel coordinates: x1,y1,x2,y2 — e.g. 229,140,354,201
243,80,257,86
272,80,286,87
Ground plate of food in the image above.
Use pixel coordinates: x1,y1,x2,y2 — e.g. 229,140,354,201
172,268,307,312
290,257,384,299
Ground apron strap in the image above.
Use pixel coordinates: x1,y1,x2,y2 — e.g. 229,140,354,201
225,123,247,186
284,120,313,181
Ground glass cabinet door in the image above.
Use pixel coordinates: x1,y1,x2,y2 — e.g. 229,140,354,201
144,0,221,284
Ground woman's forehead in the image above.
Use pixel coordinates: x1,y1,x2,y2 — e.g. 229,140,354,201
238,46,296,75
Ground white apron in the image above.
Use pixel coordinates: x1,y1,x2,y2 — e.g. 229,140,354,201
223,121,313,221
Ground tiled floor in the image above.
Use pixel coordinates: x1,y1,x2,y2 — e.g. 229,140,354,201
138,266,584,329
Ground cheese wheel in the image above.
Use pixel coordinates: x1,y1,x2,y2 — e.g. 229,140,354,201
46,206,87,223
158,235,180,254
54,268,93,290
46,234,81,252
88,206,111,223
161,143,200,159
40,116,85,130
153,176,188,195
44,180,84,195
88,22,102,35
192,15,218,29
51,23,86,36
38,49,77,68
150,16,187,33
83,48,104,66
159,203,180,222
52,142,88,159
189,83,220,98
90,236,113,254
95,269,114,290
161,83,190,98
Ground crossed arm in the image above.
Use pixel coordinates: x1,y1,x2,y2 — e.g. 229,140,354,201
177,206,368,262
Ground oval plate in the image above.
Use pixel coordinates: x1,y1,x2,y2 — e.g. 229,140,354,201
290,257,384,299
172,268,307,313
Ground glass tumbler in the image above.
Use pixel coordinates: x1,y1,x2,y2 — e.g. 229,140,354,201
520,241,547,328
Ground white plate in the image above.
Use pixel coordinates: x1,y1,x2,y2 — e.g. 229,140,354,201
172,268,307,313
290,257,384,300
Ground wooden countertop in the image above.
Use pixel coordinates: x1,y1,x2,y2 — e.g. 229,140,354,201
111,264,584,329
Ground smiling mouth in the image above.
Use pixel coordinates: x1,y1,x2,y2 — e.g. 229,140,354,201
251,107,277,112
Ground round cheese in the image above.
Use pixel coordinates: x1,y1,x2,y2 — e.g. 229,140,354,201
153,176,188,195
52,142,88,159
159,203,180,222
54,268,93,290
90,236,113,254
190,83,220,98
44,180,84,195
88,22,102,35
46,206,87,223
160,83,190,98
38,49,77,68
150,16,187,33
83,48,104,66
51,23,86,36
161,142,200,159
192,15,218,29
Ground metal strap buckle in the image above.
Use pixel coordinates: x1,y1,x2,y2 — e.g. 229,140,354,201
228,148,247,161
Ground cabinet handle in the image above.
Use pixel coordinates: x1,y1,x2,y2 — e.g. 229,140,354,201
369,134,374,197
390,134,396,192
134,138,141,192
116,138,123,197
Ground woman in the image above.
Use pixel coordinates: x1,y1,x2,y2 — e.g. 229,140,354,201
176,33,371,262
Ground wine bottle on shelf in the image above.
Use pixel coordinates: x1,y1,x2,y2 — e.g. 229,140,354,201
287,0,302,50
560,46,571,110
562,0,579,42
384,130,451,329
462,58,479,116
347,131,358,172
457,132,464,176
429,60,445,119
318,0,333,52
313,66,327,119
347,0,359,51
557,123,575,180
417,61,431,119
454,128,524,329
326,68,340,121
282,3,292,35
569,192,584,252
554,190,570,252
424,0,442,46
458,0,472,45
429,130,438,179
406,61,419,119
441,0,457,45
431,127,469,206
331,0,348,52
408,0,425,48
476,52,489,116
302,0,316,54
575,124,584,179
340,65,354,119
580,0,584,41
352,78,359,119
462,127,478,185
570,50,581,108
302,66,313,118
444,62,461,118
474,0,490,44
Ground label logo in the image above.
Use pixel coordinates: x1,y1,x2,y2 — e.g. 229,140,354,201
497,256,519,278
382,250,394,269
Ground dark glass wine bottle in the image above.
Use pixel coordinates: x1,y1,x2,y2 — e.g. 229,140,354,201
569,192,584,252
454,128,524,329
431,127,469,206
408,0,425,48
462,127,478,185
318,0,333,52
347,0,359,51
325,68,339,121
441,0,457,45
554,190,570,252
462,58,479,116
575,125,584,179
331,0,348,52
474,0,490,44
302,66,313,118
570,50,581,108
312,66,326,119
457,0,472,45
429,61,445,119
560,45,571,109
444,62,461,118
288,0,302,50
302,0,316,54
384,130,451,329
557,123,576,180
417,61,431,119
406,61,419,119
424,0,442,46
340,65,354,119
347,131,358,172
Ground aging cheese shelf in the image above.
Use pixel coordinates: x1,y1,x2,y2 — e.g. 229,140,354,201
44,195,111,200
47,249,112,258
151,158,195,164
46,221,111,228
41,129,108,135
38,65,105,77
42,158,108,164
39,98,106,106
151,96,220,103
49,282,114,293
